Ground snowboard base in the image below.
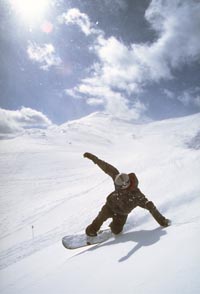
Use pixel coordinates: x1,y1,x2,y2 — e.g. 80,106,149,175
62,229,112,249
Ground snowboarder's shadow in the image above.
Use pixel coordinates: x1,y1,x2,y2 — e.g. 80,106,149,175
92,227,167,262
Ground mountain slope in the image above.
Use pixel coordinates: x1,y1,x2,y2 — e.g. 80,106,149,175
0,112,200,294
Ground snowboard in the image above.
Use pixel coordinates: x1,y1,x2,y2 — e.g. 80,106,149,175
62,229,112,249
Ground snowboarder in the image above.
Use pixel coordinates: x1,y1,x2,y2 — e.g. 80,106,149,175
84,152,170,237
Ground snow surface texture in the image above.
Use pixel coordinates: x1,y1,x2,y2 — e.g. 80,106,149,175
0,112,200,294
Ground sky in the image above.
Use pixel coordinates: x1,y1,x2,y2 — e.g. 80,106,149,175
0,0,200,127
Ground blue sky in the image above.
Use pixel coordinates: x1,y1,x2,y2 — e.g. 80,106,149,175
0,0,200,127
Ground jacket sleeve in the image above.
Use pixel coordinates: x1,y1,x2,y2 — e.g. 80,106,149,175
135,189,150,208
136,192,169,226
136,191,158,211
83,152,119,180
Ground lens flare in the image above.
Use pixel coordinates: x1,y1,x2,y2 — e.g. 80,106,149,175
41,20,53,33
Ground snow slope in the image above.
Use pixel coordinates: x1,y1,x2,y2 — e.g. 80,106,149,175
0,112,200,294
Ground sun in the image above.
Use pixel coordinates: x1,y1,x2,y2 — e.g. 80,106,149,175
10,0,50,25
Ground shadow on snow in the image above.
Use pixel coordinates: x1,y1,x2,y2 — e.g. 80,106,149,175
75,227,167,263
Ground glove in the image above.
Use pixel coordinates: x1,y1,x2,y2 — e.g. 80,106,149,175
83,152,98,163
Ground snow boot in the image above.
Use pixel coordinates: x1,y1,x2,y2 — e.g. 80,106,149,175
85,225,98,237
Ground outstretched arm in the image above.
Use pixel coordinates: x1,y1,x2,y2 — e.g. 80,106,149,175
136,190,170,227
83,152,119,181
145,201,170,226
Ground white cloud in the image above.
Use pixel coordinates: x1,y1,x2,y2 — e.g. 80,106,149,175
93,36,142,92
63,0,200,120
94,0,200,85
163,89,175,99
0,107,52,136
178,88,200,108
27,42,61,70
178,91,192,106
145,0,200,68
86,98,104,106
70,77,146,120
59,8,101,36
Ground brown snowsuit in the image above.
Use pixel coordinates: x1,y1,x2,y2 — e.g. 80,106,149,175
84,153,169,236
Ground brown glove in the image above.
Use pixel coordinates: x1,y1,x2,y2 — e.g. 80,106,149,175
83,152,98,163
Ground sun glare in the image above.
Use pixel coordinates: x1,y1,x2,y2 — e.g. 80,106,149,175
10,0,50,24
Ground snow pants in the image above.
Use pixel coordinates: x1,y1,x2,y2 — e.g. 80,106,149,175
86,204,128,235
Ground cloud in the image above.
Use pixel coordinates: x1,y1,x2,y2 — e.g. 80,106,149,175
86,98,104,106
93,36,142,93
93,0,200,85
69,77,147,120
27,42,62,70
59,8,101,36
144,0,200,69
163,89,175,99
0,107,52,136
62,10,144,120
63,0,200,120
177,87,200,108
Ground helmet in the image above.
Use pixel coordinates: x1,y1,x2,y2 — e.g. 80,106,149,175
114,173,130,190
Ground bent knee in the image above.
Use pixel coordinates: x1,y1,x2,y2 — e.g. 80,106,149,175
110,225,123,235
